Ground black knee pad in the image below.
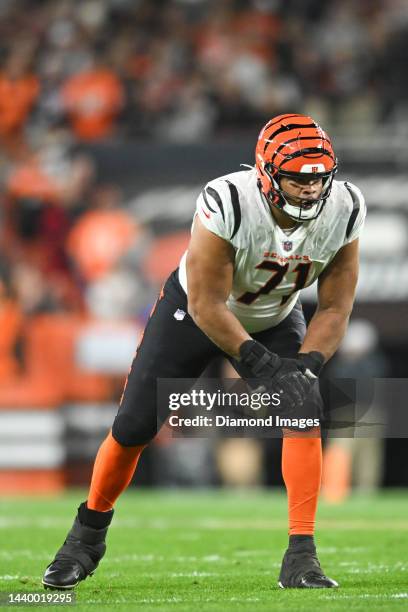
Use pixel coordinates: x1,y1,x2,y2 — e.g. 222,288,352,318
112,412,158,446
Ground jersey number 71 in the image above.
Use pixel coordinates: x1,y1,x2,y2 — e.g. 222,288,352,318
237,261,312,305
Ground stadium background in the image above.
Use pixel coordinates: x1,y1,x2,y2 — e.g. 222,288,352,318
0,0,407,499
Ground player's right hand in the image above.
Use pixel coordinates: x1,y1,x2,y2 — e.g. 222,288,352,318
237,340,315,417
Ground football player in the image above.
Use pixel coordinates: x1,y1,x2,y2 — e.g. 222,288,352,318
42,114,366,590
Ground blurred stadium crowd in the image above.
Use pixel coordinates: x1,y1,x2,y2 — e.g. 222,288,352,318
0,0,407,150
0,0,407,492
1,0,407,400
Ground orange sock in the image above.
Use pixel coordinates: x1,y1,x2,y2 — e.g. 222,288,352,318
87,431,145,511
281,427,322,536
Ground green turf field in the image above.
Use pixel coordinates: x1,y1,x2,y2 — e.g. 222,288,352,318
0,490,407,611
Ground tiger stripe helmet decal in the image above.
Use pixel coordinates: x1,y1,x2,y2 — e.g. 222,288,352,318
255,114,338,221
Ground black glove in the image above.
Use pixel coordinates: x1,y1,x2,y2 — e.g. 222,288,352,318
236,340,318,417
298,351,325,377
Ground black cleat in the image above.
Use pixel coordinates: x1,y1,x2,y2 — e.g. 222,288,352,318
42,503,113,590
278,541,338,589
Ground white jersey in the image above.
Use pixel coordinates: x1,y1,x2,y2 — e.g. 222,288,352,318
179,168,366,333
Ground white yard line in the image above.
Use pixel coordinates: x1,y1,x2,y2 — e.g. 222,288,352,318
169,571,217,577
0,517,407,530
84,597,262,604
320,593,408,600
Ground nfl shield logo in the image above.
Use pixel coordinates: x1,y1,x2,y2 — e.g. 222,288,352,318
283,240,293,252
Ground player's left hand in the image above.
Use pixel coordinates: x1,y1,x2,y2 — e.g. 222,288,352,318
270,357,315,418
236,341,324,418
273,352,324,419
297,351,325,378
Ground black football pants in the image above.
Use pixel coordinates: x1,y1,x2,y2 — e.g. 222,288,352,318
112,269,307,446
